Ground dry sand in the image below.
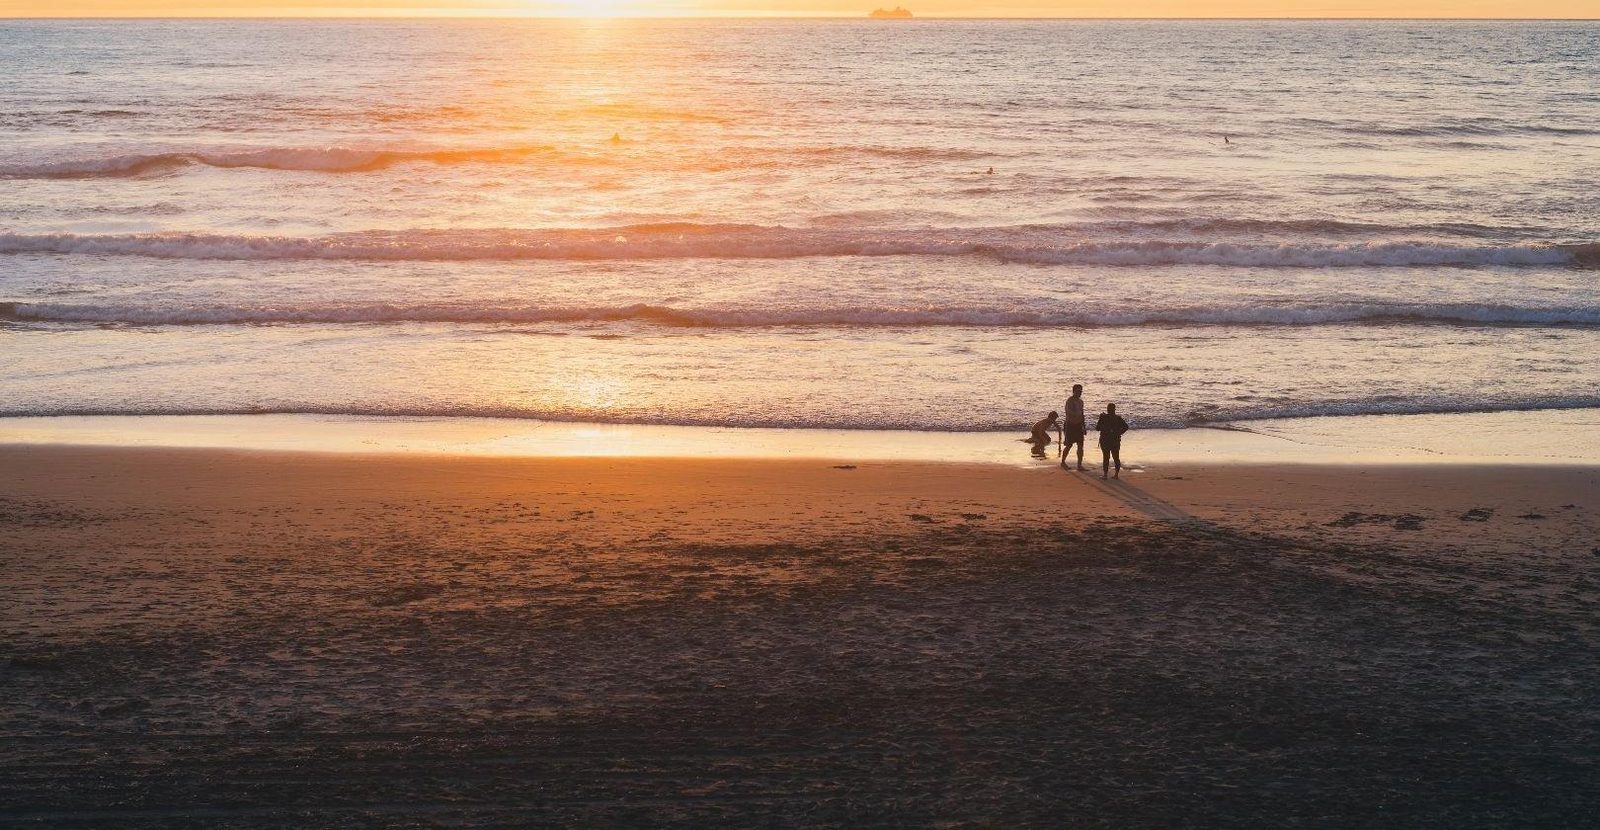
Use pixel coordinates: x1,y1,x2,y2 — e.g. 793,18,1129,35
3,446,1598,827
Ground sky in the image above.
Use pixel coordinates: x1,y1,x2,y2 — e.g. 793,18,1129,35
2,0,1596,16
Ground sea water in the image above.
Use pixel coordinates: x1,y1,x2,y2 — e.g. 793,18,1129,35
2,19,1597,431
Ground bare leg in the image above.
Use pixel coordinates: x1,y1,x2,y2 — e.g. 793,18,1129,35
1101,445,1111,478
1076,442,1085,471
1111,445,1121,478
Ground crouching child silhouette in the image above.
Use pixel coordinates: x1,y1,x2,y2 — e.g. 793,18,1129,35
1094,403,1129,479
1028,411,1059,458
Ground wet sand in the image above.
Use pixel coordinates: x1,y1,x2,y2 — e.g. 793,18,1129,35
3,446,1598,826
2,408,1598,465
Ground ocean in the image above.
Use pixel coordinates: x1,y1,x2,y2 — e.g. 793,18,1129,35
3,18,1597,431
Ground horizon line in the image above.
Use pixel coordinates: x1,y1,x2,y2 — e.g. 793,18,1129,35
4,14,1598,20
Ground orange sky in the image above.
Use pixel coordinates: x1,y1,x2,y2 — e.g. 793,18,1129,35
2,0,1595,16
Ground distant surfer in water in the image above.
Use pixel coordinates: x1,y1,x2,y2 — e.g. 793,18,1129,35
1059,384,1087,470
1094,403,1129,479
1028,411,1059,458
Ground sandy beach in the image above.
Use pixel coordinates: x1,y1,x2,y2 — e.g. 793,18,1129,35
4,442,1597,826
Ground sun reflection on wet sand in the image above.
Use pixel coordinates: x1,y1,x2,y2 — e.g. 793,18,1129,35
1,411,1596,465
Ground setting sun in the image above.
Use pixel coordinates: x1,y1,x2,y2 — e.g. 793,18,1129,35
539,0,642,16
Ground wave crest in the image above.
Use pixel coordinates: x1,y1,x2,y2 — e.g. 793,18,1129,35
1,226,1592,267
0,146,563,178
0,142,999,179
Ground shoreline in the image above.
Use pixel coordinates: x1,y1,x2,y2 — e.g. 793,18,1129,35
2,407,1597,465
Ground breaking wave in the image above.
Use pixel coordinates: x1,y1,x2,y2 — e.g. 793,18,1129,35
1339,121,1600,138
0,146,564,178
0,142,996,179
1175,396,1600,431
7,300,1599,328
1,397,1595,432
1,226,1594,267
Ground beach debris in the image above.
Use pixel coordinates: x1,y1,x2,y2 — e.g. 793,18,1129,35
1459,508,1494,522
908,513,939,523
832,465,857,470
1325,512,1425,531
1517,512,1547,520
959,512,987,521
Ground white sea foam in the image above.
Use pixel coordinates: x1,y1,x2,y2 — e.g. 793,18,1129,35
2,396,1595,432
1,227,1592,267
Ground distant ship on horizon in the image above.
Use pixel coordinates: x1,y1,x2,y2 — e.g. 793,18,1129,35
869,6,913,18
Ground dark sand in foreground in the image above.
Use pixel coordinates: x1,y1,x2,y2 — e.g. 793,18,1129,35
3,447,1598,827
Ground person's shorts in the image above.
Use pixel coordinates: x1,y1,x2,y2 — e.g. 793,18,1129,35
1063,427,1087,444
1099,437,1121,450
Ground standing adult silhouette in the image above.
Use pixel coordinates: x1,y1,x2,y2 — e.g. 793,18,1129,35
1094,403,1129,479
1060,384,1087,470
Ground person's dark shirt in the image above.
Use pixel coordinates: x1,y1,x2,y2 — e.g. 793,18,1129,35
1094,412,1129,442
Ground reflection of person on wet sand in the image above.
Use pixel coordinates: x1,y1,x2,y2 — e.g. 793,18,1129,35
1094,403,1129,479
1028,411,1059,458
1059,384,1087,470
